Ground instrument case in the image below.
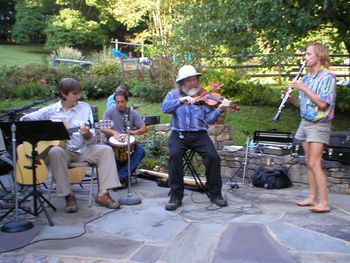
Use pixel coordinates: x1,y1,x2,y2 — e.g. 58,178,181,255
253,131,294,156
323,146,350,164
294,131,350,164
328,131,350,148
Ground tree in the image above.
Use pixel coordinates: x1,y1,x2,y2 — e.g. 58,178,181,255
45,8,104,50
0,0,15,42
109,0,183,46
11,0,46,43
169,0,350,62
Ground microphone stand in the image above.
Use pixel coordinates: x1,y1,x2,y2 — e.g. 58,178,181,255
1,95,56,232
227,130,250,189
119,108,142,205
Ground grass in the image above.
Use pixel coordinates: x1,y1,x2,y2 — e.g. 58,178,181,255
0,44,49,66
1,98,349,145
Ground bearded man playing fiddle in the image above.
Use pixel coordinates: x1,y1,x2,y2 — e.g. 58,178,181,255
161,65,238,211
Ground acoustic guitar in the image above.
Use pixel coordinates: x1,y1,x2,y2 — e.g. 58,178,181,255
23,120,113,159
16,143,87,185
16,143,48,185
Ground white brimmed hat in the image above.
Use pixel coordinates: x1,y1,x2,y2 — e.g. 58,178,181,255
176,65,202,83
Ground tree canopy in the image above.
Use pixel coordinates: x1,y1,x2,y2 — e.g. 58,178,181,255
5,0,350,58
169,0,350,61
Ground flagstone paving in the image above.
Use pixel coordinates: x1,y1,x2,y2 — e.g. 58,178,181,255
0,178,349,263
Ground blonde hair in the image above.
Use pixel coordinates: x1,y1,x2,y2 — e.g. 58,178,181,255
306,42,330,68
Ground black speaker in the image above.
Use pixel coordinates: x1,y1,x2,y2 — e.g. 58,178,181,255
142,115,160,125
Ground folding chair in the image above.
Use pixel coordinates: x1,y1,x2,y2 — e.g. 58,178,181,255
48,161,99,207
183,149,209,197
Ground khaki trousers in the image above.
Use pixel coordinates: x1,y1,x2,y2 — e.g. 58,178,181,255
49,144,121,197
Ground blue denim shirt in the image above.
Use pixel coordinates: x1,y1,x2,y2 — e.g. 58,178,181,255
161,89,222,131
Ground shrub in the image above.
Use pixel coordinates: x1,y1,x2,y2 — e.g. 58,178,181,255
139,131,169,169
336,85,350,113
81,59,121,99
13,63,56,84
53,46,83,60
82,75,121,99
0,65,19,98
127,75,167,103
0,64,59,99
90,59,120,77
126,57,177,103
56,63,88,79
88,46,116,63
202,69,278,106
148,57,177,91
15,82,52,99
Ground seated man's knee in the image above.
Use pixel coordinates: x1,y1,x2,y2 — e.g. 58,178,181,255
48,146,65,157
169,149,183,160
136,144,146,157
206,151,220,163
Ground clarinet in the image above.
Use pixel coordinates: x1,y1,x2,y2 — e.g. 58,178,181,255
272,61,306,122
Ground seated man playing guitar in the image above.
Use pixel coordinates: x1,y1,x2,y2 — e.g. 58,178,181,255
101,88,147,187
21,78,122,213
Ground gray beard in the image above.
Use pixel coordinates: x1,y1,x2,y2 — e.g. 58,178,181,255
181,87,200,96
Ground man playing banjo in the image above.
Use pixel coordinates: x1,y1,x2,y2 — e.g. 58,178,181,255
101,87,147,187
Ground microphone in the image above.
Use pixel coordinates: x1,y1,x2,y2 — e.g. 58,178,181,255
53,91,66,100
124,107,131,131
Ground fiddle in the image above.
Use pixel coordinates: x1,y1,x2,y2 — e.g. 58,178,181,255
193,88,240,112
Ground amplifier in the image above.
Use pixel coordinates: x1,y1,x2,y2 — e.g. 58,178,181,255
329,131,350,148
323,146,350,164
294,131,350,164
141,115,160,126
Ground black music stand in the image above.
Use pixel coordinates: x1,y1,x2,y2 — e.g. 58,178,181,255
0,121,69,226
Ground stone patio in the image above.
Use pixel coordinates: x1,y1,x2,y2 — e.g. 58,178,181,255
0,175,350,263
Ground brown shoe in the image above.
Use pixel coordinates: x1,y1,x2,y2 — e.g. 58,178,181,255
95,193,121,209
65,193,77,213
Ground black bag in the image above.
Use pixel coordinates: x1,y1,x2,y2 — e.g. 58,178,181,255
0,152,13,175
252,166,292,189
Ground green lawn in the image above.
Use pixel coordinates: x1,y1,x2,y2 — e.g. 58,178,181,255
0,44,49,66
1,98,349,145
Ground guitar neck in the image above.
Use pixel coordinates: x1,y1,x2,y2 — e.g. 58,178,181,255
66,120,112,135
67,124,90,135
67,125,89,135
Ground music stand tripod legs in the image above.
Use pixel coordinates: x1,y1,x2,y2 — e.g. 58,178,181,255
0,141,56,226
227,133,250,189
